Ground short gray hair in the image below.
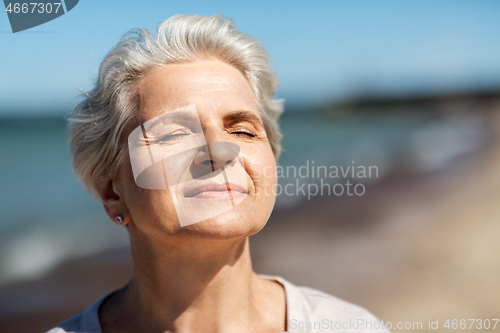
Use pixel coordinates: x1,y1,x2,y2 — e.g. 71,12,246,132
69,14,284,199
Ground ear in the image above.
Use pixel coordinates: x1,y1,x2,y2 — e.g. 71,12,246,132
98,181,129,226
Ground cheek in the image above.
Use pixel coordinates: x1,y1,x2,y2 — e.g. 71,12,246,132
120,167,180,229
261,156,278,197
245,145,278,195
165,151,196,187
129,187,175,220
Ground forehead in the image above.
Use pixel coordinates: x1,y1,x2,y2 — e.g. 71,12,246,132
136,60,259,121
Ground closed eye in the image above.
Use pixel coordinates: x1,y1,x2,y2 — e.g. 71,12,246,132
230,129,255,138
163,131,189,140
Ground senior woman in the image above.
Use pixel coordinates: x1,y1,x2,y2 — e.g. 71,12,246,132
48,14,388,333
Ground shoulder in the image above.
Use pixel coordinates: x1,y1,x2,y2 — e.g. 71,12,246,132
45,313,84,333
45,290,117,333
297,284,378,317
261,275,390,333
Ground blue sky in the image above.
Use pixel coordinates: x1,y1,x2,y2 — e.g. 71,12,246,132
1,0,500,116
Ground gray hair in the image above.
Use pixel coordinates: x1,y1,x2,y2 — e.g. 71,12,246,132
69,14,284,199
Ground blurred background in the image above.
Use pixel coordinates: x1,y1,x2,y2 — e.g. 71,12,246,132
1,1,500,332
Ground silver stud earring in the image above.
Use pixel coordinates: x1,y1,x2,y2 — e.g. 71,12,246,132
115,215,124,223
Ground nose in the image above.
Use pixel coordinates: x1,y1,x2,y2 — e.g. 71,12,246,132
194,142,240,172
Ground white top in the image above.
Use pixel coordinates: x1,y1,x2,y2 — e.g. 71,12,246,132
46,275,389,333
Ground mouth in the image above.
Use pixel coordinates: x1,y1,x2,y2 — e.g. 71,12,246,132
184,183,248,199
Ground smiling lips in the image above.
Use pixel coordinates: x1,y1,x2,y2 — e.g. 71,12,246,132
184,183,247,199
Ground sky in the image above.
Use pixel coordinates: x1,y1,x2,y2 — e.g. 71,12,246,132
1,0,500,116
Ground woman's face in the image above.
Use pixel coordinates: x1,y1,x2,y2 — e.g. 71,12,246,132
113,60,277,240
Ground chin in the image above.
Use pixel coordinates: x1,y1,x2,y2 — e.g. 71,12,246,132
175,206,267,240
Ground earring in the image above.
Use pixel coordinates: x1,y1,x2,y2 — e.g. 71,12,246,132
115,215,124,223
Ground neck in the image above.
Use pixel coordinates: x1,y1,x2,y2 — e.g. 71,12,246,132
105,225,284,333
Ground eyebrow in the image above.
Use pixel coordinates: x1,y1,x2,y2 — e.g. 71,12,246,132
225,110,263,125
